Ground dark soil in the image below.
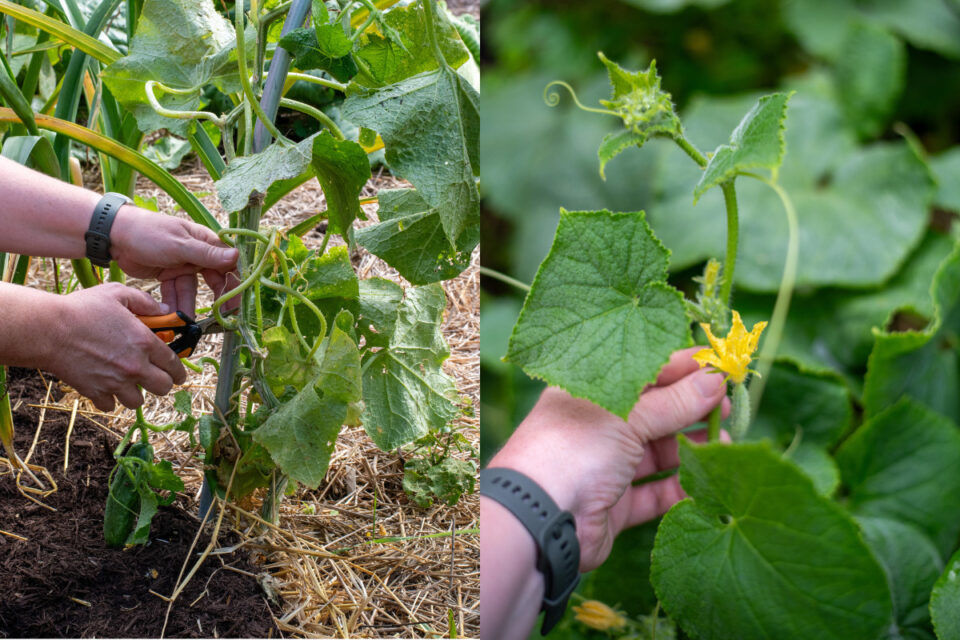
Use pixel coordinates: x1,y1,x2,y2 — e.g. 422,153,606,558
0,368,280,639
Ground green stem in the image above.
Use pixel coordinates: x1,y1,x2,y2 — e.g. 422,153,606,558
719,181,738,306
747,178,799,412
144,80,222,125
235,5,288,145
211,230,277,327
316,226,331,255
674,134,708,168
259,276,328,359
478,266,530,293
706,405,721,442
276,71,348,93
278,97,344,139
256,1,292,79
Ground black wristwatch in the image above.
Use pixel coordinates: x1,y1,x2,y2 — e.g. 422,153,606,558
85,192,131,267
481,468,580,634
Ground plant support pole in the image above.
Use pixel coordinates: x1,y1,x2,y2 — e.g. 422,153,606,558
252,0,311,151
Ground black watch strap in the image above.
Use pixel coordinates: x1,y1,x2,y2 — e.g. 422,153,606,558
85,192,131,267
481,468,580,634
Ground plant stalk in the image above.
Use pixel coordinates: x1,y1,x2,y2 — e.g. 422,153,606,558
748,179,799,413
719,181,739,307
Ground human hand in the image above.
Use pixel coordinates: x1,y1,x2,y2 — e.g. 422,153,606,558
109,206,239,317
490,347,730,571
43,283,187,411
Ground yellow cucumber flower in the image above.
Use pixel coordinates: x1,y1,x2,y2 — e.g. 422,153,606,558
572,600,627,631
694,310,767,384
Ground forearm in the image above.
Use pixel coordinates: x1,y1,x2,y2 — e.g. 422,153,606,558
0,282,60,369
0,156,100,258
479,496,545,640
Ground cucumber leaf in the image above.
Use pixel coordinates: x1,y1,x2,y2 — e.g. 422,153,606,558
101,0,252,135
355,188,478,284
863,243,960,422
857,516,941,640
693,92,790,201
352,2,470,87
931,548,960,639
253,315,361,488
651,439,892,640
360,284,458,450
342,66,479,248
836,399,960,557
506,209,689,419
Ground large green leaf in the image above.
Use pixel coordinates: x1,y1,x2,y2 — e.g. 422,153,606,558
101,0,250,135
649,90,934,291
215,136,314,213
931,147,960,214
931,548,960,640
253,318,361,488
863,243,960,422
342,65,479,248
857,516,941,640
783,0,960,60
355,188,478,285
352,2,470,86
651,439,892,640
835,399,960,557
352,277,404,349
278,27,358,82
693,92,790,201
506,209,690,419
263,325,320,396
309,131,371,237
360,284,458,450
833,22,905,139
749,363,852,449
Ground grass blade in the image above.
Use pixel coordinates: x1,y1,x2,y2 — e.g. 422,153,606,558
0,107,220,230
0,0,119,64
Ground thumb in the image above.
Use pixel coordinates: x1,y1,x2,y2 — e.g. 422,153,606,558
181,239,239,272
627,368,727,442
110,285,170,316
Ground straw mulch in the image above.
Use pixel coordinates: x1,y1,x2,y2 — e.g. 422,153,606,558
23,156,479,638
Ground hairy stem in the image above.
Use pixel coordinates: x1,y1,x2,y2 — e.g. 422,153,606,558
278,97,344,139
674,134,708,168
748,178,799,412
719,181,739,307
707,405,721,442
235,4,288,144
478,266,530,293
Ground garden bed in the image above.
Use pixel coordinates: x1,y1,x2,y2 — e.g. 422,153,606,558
0,367,280,638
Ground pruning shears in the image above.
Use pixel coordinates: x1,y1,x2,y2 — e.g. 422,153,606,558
138,311,228,358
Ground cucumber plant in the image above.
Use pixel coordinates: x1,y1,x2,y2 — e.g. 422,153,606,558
0,0,478,545
501,52,960,640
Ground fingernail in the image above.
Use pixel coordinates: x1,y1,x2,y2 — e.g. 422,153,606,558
159,303,171,314
220,248,238,261
691,369,722,397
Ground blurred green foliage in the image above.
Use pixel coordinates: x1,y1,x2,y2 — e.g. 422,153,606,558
481,1,960,636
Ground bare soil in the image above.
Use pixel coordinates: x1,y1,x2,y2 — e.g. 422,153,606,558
0,367,280,639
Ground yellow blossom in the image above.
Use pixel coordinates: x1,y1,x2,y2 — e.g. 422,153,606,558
693,310,767,384
572,600,627,631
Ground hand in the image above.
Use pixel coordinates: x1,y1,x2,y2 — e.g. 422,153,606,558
490,347,730,571
43,283,187,411
109,206,239,317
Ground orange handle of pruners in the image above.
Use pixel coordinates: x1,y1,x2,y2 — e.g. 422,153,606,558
137,311,199,357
